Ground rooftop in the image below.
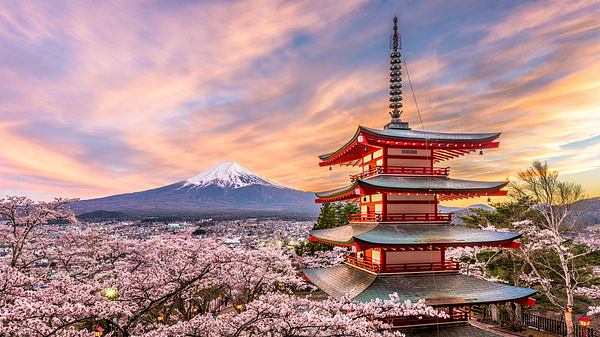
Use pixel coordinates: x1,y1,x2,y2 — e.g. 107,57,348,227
315,176,507,202
303,265,536,305
309,223,521,247
319,126,501,163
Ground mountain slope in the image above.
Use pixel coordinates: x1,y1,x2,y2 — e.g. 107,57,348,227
71,162,318,216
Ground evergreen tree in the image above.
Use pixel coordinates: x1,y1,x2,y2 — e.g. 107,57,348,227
296,202,359,255
315,203,338,229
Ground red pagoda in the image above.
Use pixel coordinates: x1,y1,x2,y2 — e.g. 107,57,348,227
304,17,536,335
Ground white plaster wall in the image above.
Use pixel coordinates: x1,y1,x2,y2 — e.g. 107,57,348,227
386,251,441,264
387,203,435,213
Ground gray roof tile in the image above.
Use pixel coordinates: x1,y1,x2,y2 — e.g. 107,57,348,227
310,224,521,246
304,265,536,306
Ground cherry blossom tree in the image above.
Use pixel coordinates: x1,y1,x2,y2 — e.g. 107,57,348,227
144,293,447,337
0,197,446,337
510,161,590,337
0,196,77,269
298,246,349,269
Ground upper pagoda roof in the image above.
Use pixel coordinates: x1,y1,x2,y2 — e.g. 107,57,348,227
319,126,501,164
303,265,536,305
315,176,507,202
310,223,520,247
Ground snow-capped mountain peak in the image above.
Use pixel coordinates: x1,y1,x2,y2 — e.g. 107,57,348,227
184,161,281,189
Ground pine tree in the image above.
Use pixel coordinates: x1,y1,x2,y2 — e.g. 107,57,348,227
315,203,338,229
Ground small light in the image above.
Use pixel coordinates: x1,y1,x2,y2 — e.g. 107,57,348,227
192,306,198,313
157,312,165,322
95,327,104,337
103,287,119,300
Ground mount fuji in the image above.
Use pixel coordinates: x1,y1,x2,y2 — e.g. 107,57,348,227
71,162,318,217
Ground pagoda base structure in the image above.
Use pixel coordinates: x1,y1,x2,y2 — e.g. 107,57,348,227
304,265,536,329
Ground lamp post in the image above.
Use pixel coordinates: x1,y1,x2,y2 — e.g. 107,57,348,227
579,316,592,337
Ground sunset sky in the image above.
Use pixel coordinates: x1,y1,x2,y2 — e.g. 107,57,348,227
1,0,599,206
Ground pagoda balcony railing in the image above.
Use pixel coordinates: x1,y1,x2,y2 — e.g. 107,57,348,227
345,255,460,274
350,166,449,181
349,212,452,223
385,308,469,327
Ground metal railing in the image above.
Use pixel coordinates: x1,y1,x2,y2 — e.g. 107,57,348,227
351,166,449,181
345,255,460,274
386,308,469,327
348,213,452,223
474,306,595,337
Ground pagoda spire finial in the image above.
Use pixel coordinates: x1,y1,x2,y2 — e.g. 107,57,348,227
385,16,410,130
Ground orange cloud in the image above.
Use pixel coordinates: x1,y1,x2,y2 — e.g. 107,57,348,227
0,0,598,206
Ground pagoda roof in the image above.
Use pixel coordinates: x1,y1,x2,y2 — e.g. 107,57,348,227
303,265,536,305
315,176,507,202
309,223,521,247
319,126,501,166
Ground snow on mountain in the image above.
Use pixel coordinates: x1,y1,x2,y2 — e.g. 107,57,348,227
71,161,317,216
184,161,282,189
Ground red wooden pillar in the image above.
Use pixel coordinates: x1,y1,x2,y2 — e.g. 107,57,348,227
380,248,387,272
383,147,388,169
441,247,446,269
382,192,387,222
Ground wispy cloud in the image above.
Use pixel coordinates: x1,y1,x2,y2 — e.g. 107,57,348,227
0,0,599,202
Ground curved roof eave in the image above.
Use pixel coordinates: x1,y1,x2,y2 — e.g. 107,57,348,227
310,223,521,247
304,265,537,306
358,176,508,193
318,125,501,163
359,126,502,143
314,181,359,198
318,127,362,161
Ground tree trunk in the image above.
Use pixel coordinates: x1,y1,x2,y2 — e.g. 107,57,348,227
565,307,575,337
490,304,498,323
510,303,523,331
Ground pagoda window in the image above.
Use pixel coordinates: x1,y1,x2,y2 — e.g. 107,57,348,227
374,204,383,213
372,250,382,265
371,194,383,202
361,205,368,214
